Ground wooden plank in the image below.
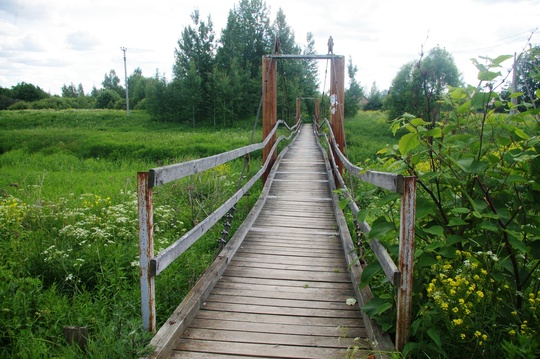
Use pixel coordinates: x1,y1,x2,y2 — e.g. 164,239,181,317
236,243,343,257
181,328,359,348
235,246,343,260
229,258,347,272
230,253,344,267
195,310,363,328
173,339,357,359
189,318,367,338
204,294,359,312
220,273,351,290
222,267,351,283
211,285,355,303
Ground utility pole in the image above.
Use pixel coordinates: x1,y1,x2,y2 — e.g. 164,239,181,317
120,47,130,116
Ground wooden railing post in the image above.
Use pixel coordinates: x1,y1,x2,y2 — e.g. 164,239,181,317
396,176,417,351
262,56,277,184
330,56,345,175
138,172,156,332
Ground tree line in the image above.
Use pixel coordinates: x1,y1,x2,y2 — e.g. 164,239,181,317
1,0,537,125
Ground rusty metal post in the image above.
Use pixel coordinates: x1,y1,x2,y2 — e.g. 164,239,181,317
395,176,417,351
262,56,277,184
138,172,155,332
330,56,345,175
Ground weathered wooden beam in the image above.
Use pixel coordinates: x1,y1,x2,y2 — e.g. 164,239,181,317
138,171,156,332
395,176,417,351
264,54,345,60
330,56,345,175
262,56,277,183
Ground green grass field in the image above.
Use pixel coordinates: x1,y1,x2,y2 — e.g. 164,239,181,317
0,109,266,357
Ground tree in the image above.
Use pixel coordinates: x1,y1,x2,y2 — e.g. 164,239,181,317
11,82,49,102
364,82,384,111
128,68,148,109
344,56,363,118
101,70,124,97
516,45,540,109
94,89,122,109
300,32,319,118
173,10,216,122
61,83,81,98
385,46,461,121
214,0,272,120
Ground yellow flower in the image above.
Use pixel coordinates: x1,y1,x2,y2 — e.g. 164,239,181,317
453,318,463,325
509,329,516,336
482,334,488,341
474,331,482,338
481,269,488,275
511,311,518,316
476,291,484,298
460,333,466,340
452,307,459,313
465,309,471,315
459,298,465,304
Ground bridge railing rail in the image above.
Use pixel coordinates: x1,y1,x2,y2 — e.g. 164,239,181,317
316,118,416,351
138,119,299,332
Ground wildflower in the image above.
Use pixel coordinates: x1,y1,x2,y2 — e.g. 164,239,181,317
482,334,487,341
452,318,463,325
511,311,518,316
481,269,488,275
476,291,484,299
474,331,482,338
459,299,465,304
509,329,516,336
460,333,466,340
452,307,459,313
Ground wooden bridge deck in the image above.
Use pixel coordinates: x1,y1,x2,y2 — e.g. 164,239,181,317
152,124,385,358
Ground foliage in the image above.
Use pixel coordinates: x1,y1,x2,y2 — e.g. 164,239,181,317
516,45,540,110
344,56,364,118
101,69,124,97
174,10,216,121
94,89,123,109
10,82,50,102
62,82,85,98
364,82,385,111
384,46,461,121
354,53,540,357
0,109,262,357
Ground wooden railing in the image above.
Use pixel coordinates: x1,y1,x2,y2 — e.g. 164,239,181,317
137,120,299,332
316,118,417,352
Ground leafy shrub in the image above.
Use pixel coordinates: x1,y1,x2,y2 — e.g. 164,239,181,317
355,55,540,357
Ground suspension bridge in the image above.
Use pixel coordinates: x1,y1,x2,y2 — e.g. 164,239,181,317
137,53,416,358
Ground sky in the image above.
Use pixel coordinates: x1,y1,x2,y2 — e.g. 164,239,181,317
1,0,539,96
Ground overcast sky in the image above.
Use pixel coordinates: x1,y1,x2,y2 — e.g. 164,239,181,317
1,0,539,96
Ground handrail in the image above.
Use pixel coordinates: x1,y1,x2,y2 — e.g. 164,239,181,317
315,118,416,352
138,120,298,332
149,119,288,187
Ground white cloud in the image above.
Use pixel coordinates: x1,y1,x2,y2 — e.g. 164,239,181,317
0,0,539,95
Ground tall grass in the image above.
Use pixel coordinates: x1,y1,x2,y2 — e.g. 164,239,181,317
0,109,263,357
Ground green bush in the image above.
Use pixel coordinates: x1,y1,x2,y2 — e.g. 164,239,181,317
357,56,540,357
